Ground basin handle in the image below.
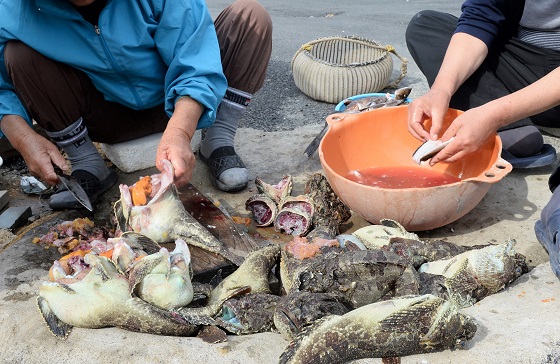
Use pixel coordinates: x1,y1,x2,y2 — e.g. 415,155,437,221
471,157,513,183
326,113,347,126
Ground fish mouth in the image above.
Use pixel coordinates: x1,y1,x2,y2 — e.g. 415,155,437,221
276,308,301,337
219,305,243,329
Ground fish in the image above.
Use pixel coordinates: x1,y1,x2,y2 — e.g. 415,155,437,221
37,253,198,339
173,243,281,324
341,87,412,113
273,291,353,340
128,239,194,310
350,219,421,249
216,293,280,335
280,247,420,308
376,236,489,269
279,294,477,364
418,239,528,308
115,159,243,266
303,173,351,240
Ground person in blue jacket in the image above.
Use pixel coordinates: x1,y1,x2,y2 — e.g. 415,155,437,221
0,0,272,209
405,0,560,279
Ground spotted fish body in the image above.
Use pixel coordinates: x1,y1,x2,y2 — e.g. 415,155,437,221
418,240,528,307
37,254,198,339
273,291,353,340
279,294,476,364
117,159,243,266
281,248,420,308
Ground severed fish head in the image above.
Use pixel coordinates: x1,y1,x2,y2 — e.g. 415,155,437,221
129,239,194,310
216,293,280,335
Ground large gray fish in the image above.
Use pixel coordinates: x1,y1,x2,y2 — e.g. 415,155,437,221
279,294,477,364
115,159,243,266
418,239,528,308
280,247,420,308
37,253,198,339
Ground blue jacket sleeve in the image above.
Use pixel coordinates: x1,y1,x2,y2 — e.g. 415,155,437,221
0,41,33,139
456,0,524,48
155,0,227,130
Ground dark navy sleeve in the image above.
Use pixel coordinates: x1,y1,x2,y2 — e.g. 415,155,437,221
455,0,523,48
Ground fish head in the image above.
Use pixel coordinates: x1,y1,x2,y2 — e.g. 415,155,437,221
131,241,194,310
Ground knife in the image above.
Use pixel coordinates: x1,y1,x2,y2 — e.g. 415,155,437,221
303,121,328,158
54,166,93,211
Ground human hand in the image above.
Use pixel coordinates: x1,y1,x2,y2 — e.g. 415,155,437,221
17,132,68,185
156,126,195,187
407,88,452,142
427,106,499,166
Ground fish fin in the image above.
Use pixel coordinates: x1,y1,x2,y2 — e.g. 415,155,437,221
181,234,244,267
36,296,73,339
445,259,478,308
197,324,228,343
209,269,223,288
379,297,438,333
56,283,77,294
113,199,129,233
128,256,165,293
279,315,339,364
172,306,218,326
121,232,162,255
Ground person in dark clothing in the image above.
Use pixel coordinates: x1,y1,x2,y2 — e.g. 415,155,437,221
0,0,272,210
405,0,560,279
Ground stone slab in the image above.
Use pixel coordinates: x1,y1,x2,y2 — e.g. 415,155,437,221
0,190,9,212
99,130,202,173
0,206,32,230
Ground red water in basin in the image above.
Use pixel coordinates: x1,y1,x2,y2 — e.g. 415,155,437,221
345,166,461,189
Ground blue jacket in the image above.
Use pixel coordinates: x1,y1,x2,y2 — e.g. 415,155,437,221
0,0,227,137
456,0,525,48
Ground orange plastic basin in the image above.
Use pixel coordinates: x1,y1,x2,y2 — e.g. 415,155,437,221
318,106,512,231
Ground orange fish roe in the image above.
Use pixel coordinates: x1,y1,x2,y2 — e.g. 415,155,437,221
285,236,339,260
130,176,152,206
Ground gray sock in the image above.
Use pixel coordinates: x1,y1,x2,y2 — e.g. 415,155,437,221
46,117,110,181
200,87,252,155
200,87,251,187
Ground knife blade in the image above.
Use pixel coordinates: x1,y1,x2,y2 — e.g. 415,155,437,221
54,166,93,211
303,121,328,158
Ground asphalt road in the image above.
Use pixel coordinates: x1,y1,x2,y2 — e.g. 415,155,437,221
207,0,464,132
